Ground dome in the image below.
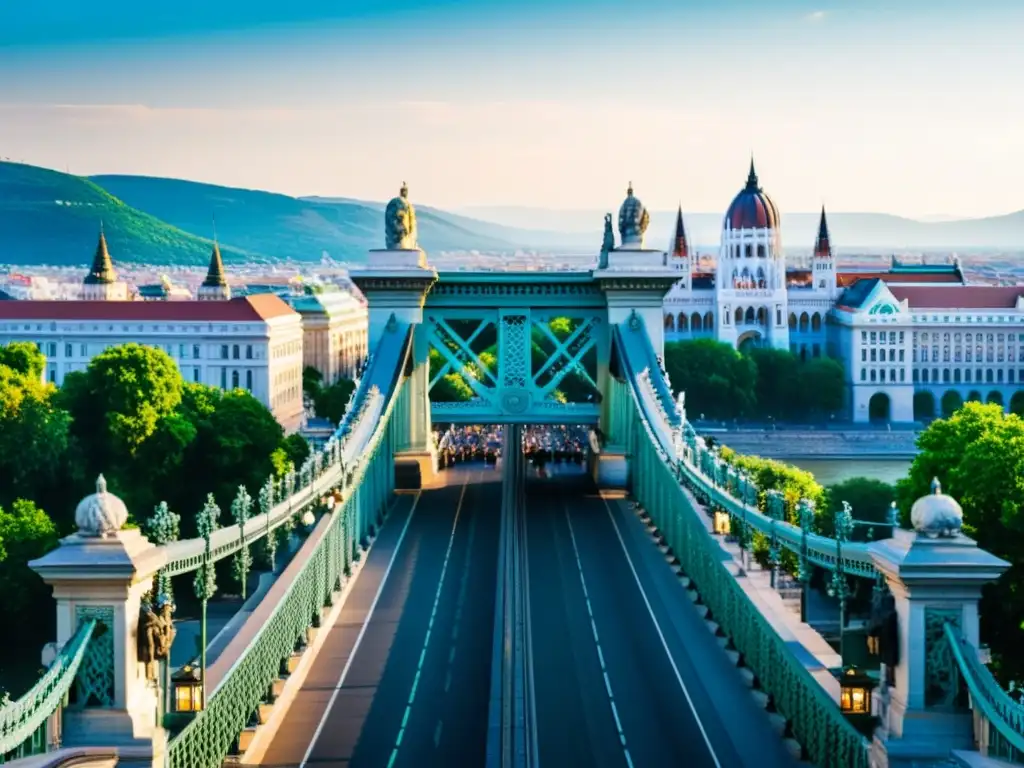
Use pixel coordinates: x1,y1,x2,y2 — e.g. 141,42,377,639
384,182,418,250
617,182,650,248
75,474,129,538
724,159,780,231
910,478,964,538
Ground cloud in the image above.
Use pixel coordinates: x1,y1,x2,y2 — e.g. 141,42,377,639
805,10,827,22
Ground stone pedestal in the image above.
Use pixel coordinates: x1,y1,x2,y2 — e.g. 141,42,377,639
30,528,166,767
869,528,1009,767
352,249,437,351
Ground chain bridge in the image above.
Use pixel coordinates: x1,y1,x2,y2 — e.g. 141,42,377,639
5,235,1023,768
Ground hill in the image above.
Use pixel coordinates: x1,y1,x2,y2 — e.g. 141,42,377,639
457,206,1024,252
91,177,551,261
0,162,252,266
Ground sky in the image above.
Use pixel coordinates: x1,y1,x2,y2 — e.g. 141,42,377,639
0,0,1022,219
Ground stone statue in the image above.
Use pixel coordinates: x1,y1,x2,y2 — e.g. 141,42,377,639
601,213,614,252
384,182,418,250
618,182,650,248
138,599,176,676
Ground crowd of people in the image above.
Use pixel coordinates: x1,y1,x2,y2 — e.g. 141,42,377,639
434,424,592,474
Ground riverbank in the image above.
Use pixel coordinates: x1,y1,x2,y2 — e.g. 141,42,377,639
702,427,919,461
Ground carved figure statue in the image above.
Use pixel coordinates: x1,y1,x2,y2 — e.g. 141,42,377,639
138,599,176,674
384,182,418,250
618,183,650,248
602,213,615,252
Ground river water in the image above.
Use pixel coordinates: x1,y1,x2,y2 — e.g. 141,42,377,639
787,458,912,487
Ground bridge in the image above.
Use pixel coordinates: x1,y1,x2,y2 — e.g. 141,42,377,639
4,234,1022,768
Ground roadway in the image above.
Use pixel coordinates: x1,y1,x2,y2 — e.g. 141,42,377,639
524,467,800,768
258,463,502,768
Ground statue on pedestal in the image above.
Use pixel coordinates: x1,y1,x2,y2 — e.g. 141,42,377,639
385,182,419,250
618,182,650,248
138,598,176,678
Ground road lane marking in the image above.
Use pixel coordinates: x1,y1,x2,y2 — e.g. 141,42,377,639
433,720,444,747
387,476,470,768
564,506,636,768
599,496,723,768
299,492,422,768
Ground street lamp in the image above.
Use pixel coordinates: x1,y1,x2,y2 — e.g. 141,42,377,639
713,508,731,535
301,509,316,528
170,664,203,713
838,666,878,736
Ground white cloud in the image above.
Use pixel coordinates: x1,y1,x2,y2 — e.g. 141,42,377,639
805,10,827,22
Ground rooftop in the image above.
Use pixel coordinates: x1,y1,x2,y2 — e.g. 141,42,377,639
889,285,1024,310
0,294,297,323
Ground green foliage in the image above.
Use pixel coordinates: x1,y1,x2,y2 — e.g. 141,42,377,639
0,500,59,615
302,367,323,400
718,447,826,525
664,339,757,420
895,402,1024,684
664,340,844,421
822,477,896,539
314,378,357,424
0,342,45,380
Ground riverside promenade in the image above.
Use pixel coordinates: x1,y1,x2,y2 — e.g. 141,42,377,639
693,422,920,460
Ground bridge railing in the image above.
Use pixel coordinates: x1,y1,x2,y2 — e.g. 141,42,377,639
165,318,413,768
612,320,871,768
944,623,1024,763
0,620,96,764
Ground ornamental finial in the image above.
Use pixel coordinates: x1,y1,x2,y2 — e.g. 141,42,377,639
931,477,941,495
96,474,107,494
627,181,633,196
400,181,408,198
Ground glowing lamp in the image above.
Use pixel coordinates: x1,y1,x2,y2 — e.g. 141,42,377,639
713,509,731,536
171,665,203,713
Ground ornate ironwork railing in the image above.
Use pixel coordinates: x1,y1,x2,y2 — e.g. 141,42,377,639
166,322,413,768
944,623,1024,763
613,322,870,768
0,620,96,763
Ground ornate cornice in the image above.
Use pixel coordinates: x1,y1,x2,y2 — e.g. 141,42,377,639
596,277,680,291
350,276,437,293
429,283,602,298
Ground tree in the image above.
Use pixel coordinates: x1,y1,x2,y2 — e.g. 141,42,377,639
748,348,799,419
895,402,1024,684
663,339,757,420
282,434,311,471
0,342,45,380
314,378,356,423
798,357,845,417
0,500,59,617
822,477,897,539
303,366,324,401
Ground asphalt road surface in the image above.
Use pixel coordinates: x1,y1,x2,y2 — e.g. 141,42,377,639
259,463,502,767
524,470,800,768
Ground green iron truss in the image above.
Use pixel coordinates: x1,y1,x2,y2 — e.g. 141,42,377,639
167,321,413,768
0,620,96,763
611,320,871,768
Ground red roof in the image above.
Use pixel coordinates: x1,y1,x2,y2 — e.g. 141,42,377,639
0,294,297,322
837,272,961,287
888,285,1024,310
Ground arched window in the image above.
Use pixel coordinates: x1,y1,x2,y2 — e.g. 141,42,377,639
799,312,810,333
954,369,961,383
246,370,253,390
811,313,822,332
678,313,688,331
735,307,744,325
691,313,702,332
745,307,755,325
756,267,766,289
756,307,767,325
788,313,797,329
943,369,951,382
231,370,240,389
232,344,240,360
757,244,766,258
664,314,675,331
704,311,714,329
745,244,753,258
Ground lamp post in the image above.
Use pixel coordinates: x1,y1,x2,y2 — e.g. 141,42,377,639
797,499,815,624
193,495,220,711
837,666,878,736
829,500,854,664
170,664,204,714
766,489,784,589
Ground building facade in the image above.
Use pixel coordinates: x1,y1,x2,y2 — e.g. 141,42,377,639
288,290,368,384
655,161,1017,423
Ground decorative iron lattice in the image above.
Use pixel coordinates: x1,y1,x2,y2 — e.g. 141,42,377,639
499,315,528,389
72,606,115,708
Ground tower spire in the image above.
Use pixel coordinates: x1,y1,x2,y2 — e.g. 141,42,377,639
670,204,689,259
198,217,231,300
814,204,832,258
84,223,117,285
745,156,760,191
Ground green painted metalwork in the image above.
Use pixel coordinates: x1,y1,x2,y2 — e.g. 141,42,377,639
612,321,870,768
925,608,962,709
943,622,1024,762
0,620,95,762
166,322,412,768
72,607,115,708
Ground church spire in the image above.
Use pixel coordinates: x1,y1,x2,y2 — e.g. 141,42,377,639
84,223,117,285
745,156,760,192
814,205,832,258
670,204,689,259
198,221,231,300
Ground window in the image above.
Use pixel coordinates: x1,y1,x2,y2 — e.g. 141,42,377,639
65,343,73,358
861,349,867,362
231,370,240,389
899,350,904,362
47,342,57,357
871,349,877,362
193,344,201,359
193,367,201,383
220,368,227,389
179,344,187,359
48,368,56,383
232,344,240,360
870,370,877,382
246,370,253,390
80,343,87,356
899,368,905,382
246,345,254,360
861,369,867,381
889,369,896,382
221,345,229,360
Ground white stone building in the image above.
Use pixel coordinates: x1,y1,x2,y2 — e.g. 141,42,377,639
657,160,1021,423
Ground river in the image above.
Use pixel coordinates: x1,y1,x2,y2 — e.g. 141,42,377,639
787,458,912,487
